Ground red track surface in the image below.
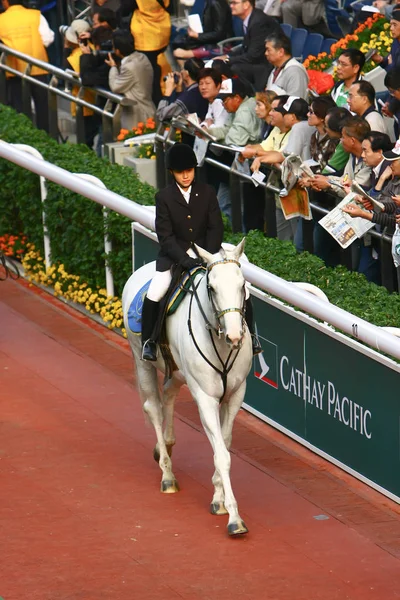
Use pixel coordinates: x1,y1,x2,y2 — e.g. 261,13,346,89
1,275,400,600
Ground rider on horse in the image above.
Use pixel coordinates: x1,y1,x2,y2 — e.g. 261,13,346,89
141,142,262,361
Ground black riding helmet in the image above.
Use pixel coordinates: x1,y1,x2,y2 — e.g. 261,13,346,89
166,143,197,171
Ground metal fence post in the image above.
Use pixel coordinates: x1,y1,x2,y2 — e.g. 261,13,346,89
48,76,59,141
22,65,33,121
75,87,86,145
380,231,396,292
0,53,7,105
264,186,277,239
12,144,51,268
102,99,114,145
230,172,242,233
75,174,115,298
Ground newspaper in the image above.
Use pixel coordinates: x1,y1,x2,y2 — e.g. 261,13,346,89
351,180,384,213
171,115,217,142
319,192,375,249
280,185,312,220
187,14,203,33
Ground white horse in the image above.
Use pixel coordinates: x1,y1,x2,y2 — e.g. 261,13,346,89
122,239,253,536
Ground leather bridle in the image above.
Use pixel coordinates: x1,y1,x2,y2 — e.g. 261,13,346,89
186,258,246,402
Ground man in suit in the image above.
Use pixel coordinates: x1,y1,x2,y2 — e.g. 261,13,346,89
214,0,280,91
141,143,224,361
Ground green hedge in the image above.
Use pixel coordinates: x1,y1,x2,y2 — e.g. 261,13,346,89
1,104,400,326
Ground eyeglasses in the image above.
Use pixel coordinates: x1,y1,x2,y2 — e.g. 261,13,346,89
337,60,352,68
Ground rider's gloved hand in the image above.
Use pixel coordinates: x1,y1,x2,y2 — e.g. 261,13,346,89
181,256,203,270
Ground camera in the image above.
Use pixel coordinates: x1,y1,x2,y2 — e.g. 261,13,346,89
96,39,114,58
163,73,180,84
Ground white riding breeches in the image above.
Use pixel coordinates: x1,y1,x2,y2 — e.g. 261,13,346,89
146,246,250,303
147,269,173,302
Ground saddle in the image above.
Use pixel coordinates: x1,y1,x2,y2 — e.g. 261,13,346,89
127,266,206,378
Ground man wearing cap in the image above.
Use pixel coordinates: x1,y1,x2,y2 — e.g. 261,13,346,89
203,78,262,226
0,0,54,132
141,143,224,361
249,95,313,241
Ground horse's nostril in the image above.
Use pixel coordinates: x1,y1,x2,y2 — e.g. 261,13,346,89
226,335,232,344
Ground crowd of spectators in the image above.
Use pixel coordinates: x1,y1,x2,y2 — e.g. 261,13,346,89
1,0,400,288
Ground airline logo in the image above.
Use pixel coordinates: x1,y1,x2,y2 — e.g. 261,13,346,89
254,335,278,389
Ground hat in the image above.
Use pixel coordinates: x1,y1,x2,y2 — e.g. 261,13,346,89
383,139,400,161
166,143,197,171
65,19,91,44
217,78,247,99
275,96,309,120
392,8,400,21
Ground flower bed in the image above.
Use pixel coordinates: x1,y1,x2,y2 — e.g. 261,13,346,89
21,243,126,336
303,14,391,91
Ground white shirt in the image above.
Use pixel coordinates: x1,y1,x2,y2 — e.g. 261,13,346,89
242,11,251,33
39,15,55,48
201,98,230,128
373,158,385,179
177,184,192,203
364,110,386,134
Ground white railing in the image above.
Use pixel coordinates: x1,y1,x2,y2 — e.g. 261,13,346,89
1,139,400,361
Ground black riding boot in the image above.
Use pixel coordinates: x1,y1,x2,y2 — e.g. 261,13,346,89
245,298,262,356
141,297,160,361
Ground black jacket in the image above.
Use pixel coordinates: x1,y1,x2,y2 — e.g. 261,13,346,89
155,181,224,271
195,0,233,46
229,8,279,66
80,53,110,90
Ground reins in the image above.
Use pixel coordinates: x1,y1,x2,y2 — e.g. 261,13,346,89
186,259,246,403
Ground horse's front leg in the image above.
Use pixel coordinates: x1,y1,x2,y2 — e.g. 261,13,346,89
194,388,248,536
211,385,247,518
136,361,179,493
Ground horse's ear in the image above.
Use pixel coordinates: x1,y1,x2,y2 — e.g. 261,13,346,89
232,237,246,260
194,244,214,264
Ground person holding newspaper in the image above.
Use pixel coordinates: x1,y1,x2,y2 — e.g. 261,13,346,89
342,135,399,230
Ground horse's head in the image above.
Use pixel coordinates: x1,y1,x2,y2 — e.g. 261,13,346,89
195,238,247,349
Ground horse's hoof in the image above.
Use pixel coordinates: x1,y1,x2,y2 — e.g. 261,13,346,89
210,501,228,515
227,520,248,536
161,479,180,493
153,444,173,463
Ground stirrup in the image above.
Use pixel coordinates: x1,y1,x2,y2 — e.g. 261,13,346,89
142,339,158,362
251,334,262,356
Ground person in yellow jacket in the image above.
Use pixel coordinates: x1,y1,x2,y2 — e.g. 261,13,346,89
64,19,100,149
129,0,171,105
0,0,54,132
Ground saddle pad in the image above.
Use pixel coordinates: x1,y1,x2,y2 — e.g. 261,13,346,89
127,266,205,335
127,279,151,335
